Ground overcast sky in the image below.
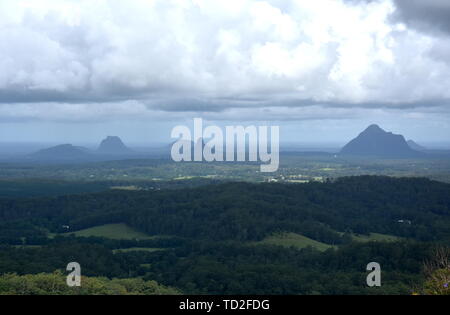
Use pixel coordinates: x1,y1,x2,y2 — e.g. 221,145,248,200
0,0,450,146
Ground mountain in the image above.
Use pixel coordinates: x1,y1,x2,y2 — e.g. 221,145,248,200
340,124,423,158
31,144,91,160
407,140,427,151
97,136,133,155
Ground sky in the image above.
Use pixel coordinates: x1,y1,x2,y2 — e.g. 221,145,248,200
0,0,450,147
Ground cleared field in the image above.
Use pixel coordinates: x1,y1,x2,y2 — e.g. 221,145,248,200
110,185,142,191
351,233,401,242
112,247,165,254
65,223,153,240
256,232,335,251
254,232,401,252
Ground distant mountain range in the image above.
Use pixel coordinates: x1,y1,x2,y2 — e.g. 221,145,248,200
29,136,134,161
16,126,444,162
340,124,424,158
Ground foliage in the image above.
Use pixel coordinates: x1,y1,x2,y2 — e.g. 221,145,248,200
0,176,449,295
423,269,450,295
2,176,449,243
422,246,450,295
0,271,180,295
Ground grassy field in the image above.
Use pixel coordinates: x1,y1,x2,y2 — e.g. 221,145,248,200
253,232,401,252
351,232,401,242
256,232,335,251
110,185,142,191
112,247,165,254
64,223,153,240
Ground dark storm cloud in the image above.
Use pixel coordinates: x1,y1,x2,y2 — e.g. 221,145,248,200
393,0,450,35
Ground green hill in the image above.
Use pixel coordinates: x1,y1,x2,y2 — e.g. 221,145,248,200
256,232,335,251
64,223,153,240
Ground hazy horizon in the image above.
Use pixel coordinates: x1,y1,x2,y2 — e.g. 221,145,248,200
1,121,450,152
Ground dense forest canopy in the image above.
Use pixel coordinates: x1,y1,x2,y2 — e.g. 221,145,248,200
0,176,449,295
0,176,449,243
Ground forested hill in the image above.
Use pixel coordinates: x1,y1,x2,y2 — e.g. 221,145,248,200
1,176,449,245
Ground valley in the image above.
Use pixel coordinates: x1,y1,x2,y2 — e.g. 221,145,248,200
0,175,449,294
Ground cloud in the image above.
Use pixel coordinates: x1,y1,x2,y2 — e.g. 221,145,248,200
2,101,450,126
0,0,450,122
393,0,450,35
